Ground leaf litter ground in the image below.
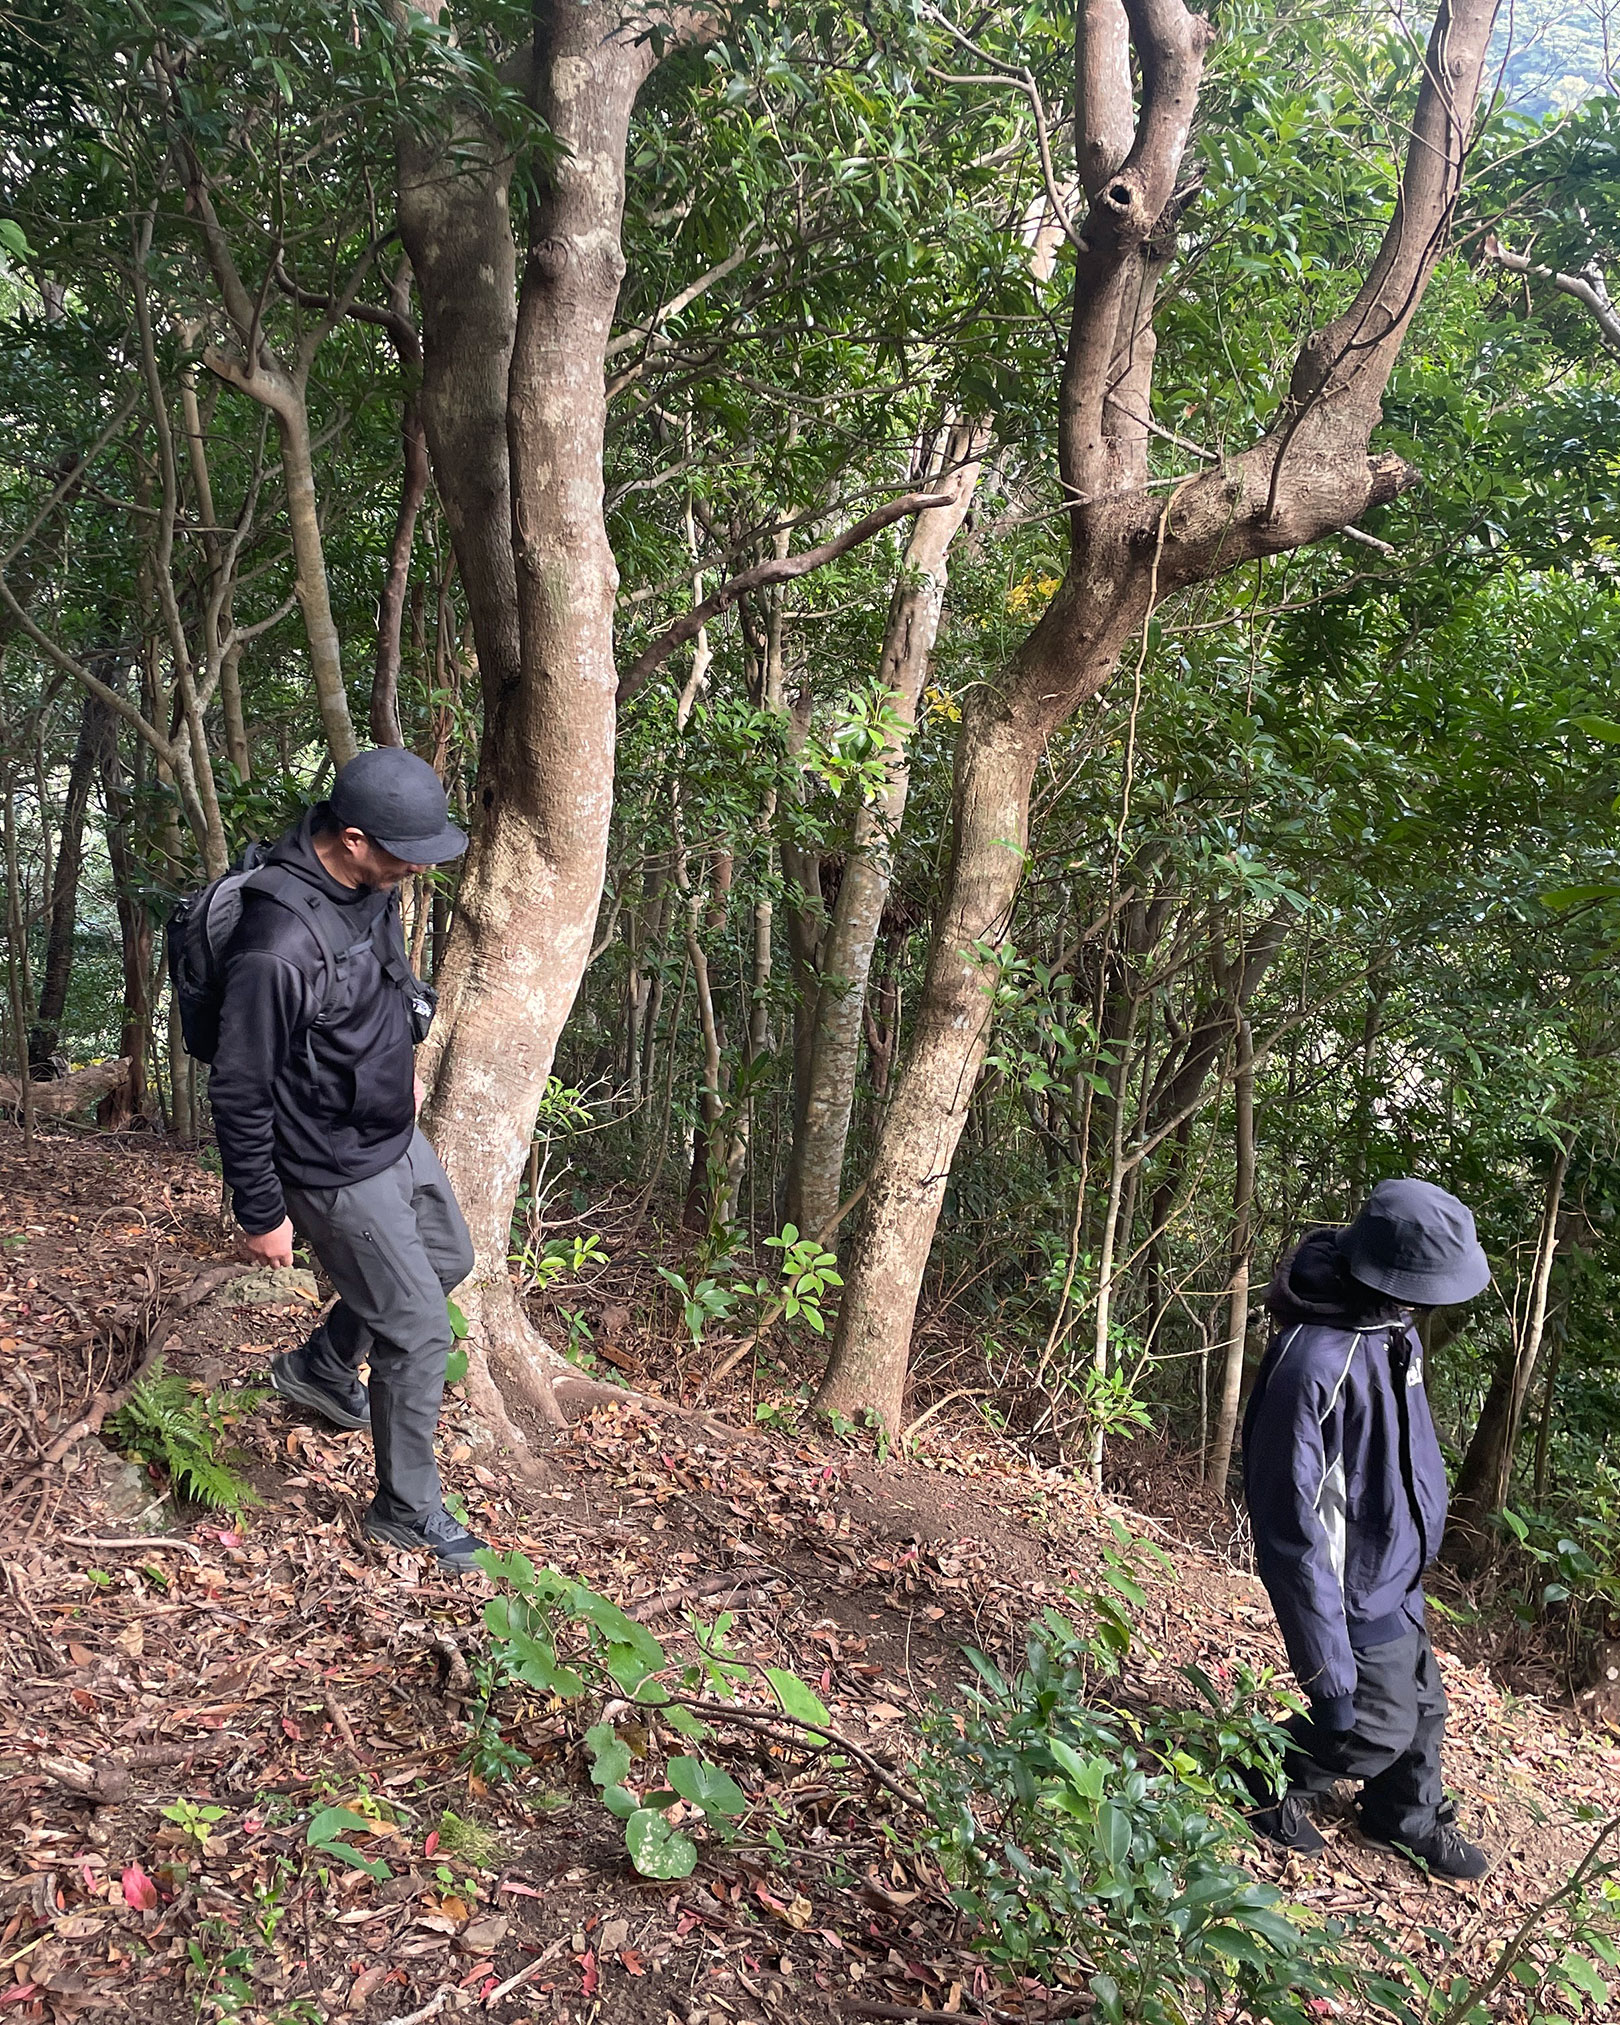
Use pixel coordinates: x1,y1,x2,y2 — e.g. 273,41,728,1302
1,1123,1616,2025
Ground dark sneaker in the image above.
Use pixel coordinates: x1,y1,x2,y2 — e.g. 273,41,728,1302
1247,1791,1325,1856
270,1350,370,1432
363,1506,487,1572
1362,1819,1491,1881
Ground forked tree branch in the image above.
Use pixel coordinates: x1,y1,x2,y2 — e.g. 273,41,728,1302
1485,232,1620,353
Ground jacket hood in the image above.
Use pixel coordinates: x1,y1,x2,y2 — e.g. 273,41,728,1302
266,808,375,909
1266,1226,1408,1329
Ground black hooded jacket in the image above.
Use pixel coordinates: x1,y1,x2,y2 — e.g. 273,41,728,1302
1240,1228,1450,1726
209,811,416,1234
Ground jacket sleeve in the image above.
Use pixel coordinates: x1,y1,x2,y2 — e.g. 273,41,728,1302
1243,1335,1357,1720
209,949,317,1235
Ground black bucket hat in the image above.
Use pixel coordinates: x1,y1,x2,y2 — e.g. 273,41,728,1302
328,748,467,865
1339,1178,1491,1307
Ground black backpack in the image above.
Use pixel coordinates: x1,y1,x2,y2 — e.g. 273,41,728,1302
166,849,414,1064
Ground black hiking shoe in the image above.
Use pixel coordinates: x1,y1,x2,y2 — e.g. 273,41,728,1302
363,1506,487,1572
1246,1791,1325,1856
270,1349,370,1432
1361,1818,1491,1881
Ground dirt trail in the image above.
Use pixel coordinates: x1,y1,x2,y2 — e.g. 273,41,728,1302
2,1125,1616,2023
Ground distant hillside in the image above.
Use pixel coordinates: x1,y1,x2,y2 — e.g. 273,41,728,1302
1493,0,1612,115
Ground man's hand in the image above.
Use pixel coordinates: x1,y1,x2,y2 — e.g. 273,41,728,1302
414,1072,426,1115
236,1217,295,1269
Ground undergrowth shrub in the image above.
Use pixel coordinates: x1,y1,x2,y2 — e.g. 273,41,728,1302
915,1602,1368,2025
110,1365,265,1516
471,1549,830,1880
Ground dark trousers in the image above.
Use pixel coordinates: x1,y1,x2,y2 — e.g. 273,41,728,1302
283,1128,474,1527
1283,1625,1447,1844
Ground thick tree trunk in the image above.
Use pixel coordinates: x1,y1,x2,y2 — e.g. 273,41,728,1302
410,2,663,1434
786,426,986,1240
1205,1015,1254,1491
815,0,1499,1434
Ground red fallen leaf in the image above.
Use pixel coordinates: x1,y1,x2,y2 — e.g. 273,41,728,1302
675,1912,702,1937
424,1831,439,1858
621,1949,645,1976
121,1864,158,1912
217,1531,242,1548
498,1878,543,1899
281,1715,302,1742
0,1985,39,2006
580,1949,598,1998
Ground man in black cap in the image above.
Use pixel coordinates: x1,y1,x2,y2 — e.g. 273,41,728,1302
1240,1177,1492,1880
210,748,482,1571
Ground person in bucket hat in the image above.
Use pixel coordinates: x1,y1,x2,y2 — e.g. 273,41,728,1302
209,749,484,1571
1240,1178,1492,1879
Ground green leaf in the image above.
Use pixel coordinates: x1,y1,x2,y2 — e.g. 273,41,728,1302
0,219,32,261
764,1668,830,1745
444,1348,469,1386
1556,1953,1611,2004
315,1838,392,1882
446,1298,469,1340
1095,1801,1132,1867
624,1808,698,1879
599,1783,639,1820
584,1723,633,1789
1572,714,1620,744
306,1806,374,1845
1200,1925,1275,1969
1048,1738,1107,1801
665,1757,748,1818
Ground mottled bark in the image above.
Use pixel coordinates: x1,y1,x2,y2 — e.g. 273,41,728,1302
411,2,684,1433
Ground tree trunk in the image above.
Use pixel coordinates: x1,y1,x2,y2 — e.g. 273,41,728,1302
1205,1015,1254,1492
815,0,1500,1433
1444,1146,1567,1570
30,682,105,1065
276,398,358,767
814,687,1058,1430
410,2,670,1436
98,706,151,1130
373,263,429,748
2,776,34,1145
785,424,986,1240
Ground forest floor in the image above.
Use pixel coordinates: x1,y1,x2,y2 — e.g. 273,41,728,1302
2,1122,1618,2025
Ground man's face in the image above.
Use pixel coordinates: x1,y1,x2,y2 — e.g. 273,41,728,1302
337,827,430,888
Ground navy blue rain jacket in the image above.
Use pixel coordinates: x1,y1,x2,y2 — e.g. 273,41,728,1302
1241,1229,1449,1724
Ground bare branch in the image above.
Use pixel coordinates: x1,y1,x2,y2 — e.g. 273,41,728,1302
1486,232,1620,353
616,491,954,706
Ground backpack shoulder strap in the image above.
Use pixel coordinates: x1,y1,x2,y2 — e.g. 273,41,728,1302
243,866,346,992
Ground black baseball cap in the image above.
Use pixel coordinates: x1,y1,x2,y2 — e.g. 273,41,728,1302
1339,1178,1491,1307
327,748,467,865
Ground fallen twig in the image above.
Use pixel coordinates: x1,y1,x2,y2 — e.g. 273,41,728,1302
629,1573,780,1622
65,1534,201,1560
659,1687,926,1812
323,1687,362,1762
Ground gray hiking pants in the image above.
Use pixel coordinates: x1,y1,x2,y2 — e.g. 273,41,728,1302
1282,1624,1448,1844
283,1129,474,1527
